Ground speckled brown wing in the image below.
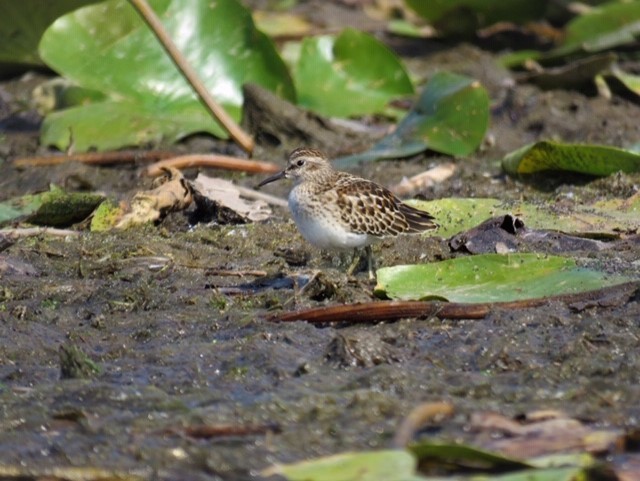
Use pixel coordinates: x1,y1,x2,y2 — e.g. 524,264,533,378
334,174,436,237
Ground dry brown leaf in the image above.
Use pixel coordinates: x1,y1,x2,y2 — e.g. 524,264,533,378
470,411,624,459
192,174,272,222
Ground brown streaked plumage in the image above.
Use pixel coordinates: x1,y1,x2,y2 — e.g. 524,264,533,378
257,147,438,278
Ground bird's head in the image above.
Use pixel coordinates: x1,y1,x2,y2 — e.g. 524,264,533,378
257,148,332,187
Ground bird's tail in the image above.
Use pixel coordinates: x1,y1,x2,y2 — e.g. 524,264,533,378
400,203,438,232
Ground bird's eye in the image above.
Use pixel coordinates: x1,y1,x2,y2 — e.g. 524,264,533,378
296,159,304,166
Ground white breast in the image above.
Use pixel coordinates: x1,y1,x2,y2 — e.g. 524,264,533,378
288,187,373,250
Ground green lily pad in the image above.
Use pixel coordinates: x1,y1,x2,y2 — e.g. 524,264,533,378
41,99,224,153
261,450,419,481
405,0,547,36
558,1,640,55
409,441,531,471
498,50,543,69
374,254,634,302
293,28,413,118
480,467,599,481
32,78,107,115
516,52,616,90
334,72,489,167
0,185,104,227
607,65,640,97
38,0,294,152
0,0,100,72
410,195,640,239
502,140,640,176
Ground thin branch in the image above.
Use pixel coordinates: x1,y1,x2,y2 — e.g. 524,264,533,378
13,150,175,167
205,269,268,277
265,281,640,324
0,227,81,239
144,154,280,177
183,423,280,439
128,0,254,153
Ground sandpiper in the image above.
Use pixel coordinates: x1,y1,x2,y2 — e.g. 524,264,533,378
257,148,438,278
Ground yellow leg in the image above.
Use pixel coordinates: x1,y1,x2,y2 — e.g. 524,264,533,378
346,249,361,276
345,246,375,279
365,245,375,281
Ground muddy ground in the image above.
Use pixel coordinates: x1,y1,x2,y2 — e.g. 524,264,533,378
1,4,640,481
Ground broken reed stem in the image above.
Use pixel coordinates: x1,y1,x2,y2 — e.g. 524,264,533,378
145,154,280,177
183,423,280,439
13,150,175,167
205,269,268,277
128,0,254,154
267,281,640,324
0,227,81,239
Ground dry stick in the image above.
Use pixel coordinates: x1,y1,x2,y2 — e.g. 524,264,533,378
13,150,175,167
0,227,81,239
183,423,280,439
266,281,640,324
145,154,279,177
128,0,254,154
205,269,268,277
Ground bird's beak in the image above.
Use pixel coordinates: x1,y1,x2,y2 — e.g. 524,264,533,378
256,170,286,188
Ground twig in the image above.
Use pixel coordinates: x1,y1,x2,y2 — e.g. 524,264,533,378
183,423,280,439
205,269,268,277
13,150,175,167
145,154,279,177
265,281,639,324
0,227,81,239
129,0,254,154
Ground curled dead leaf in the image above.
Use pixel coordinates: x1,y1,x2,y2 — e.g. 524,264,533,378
470,411,624,458
116,167,193,229
191,174,272,223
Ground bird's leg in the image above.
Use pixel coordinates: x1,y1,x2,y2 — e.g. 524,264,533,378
346,248,363,276
365,245,375,281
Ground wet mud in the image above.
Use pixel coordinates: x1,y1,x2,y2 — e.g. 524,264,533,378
1,13,640,481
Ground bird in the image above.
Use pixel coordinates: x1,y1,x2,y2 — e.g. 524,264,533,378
257,147,438,279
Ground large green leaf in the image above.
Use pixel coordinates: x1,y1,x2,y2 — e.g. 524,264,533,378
410,196,640,239
0,0,100,70
293,28,413,118
374,254,634,302
261,450,420,481
606,65,640,98
334,72,489,167
38,0,294,151
41,99,225,152
502,140,640,176
477,467,598,481
405,0,547,36
261,445,599,481
560,0,640,54
410,441,531,471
